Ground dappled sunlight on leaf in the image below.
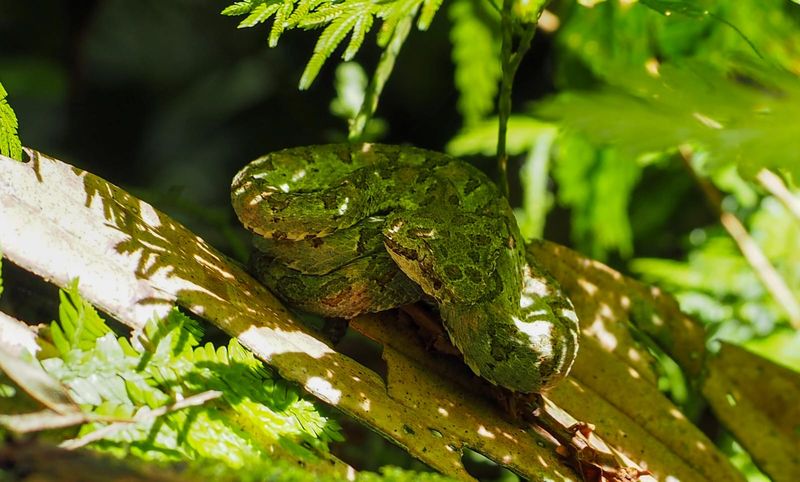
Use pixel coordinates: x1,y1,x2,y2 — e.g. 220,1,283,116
4,151,795,480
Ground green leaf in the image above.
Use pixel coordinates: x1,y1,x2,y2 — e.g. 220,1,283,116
449,0,501,126
376,0,421,47
37,298,343,464
221,1,259,16
446,115,554,156
344,15,374,60
536,62,800,180
0,82,22,161
517,128,557,239
269,0,295,46
238,2,281,28
223,0,440,90
639,0,712,17
50,323,70,357
53,279,111,352
638,0,761,58
553,135,640,259
418,0,444,30
554,0,790,87
300,6,368,89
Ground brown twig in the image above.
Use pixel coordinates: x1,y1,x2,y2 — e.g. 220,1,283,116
757,168,800,226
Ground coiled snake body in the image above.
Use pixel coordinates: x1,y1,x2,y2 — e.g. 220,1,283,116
232,143,579,393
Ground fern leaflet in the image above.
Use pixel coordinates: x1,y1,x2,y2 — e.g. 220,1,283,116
223,0,442,89
449,0,501,125
37,286,343,466
239,2,281,28
418,0,444,29
0,82,22,161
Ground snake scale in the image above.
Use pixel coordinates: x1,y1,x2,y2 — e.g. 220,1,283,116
231,143,579,393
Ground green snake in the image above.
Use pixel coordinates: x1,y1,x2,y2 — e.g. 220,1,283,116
231,144,579,393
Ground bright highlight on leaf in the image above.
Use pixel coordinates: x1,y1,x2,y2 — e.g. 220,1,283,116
222,0,446,89
0,82,22,161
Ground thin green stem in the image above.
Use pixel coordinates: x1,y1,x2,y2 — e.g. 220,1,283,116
496,8,537,198
349,10,417,142
497,0,514,198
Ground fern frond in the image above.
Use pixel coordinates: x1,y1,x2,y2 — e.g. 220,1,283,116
269,0,296,46
418,0,444,29
223,0,443,89
344,14,374,60
38,299,343,464
52,279,111,354
286,0,327,27
376,0,422,46
0,82,22,161
449,0,501,125
238,2,281,28
297,4,350,29
221,1,260,16
300,9,366,89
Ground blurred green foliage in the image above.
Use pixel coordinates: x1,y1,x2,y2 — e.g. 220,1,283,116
449,0,501,127
633,196,800,371
526,0,800,380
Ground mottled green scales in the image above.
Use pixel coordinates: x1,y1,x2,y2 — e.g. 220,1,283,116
232,143,579,393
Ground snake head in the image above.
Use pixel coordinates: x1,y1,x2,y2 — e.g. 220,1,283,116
383,212,514,305
441,292,578,393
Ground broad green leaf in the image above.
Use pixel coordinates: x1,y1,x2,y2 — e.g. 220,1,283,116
639,0,714,17
555,0,798,85
446,115,554,156
536,62,800,180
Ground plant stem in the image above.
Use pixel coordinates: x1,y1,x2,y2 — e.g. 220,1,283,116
349,10,416,142
496,4,537,198
681,150,800,329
